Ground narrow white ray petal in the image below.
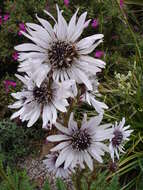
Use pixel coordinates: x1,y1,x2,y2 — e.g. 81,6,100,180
79,39,103,54
80,55,106,68
44,9,57,23
50,141,70,152
84,151,93,171
56,123,70,134
74,68,93,90
36,14,55,39
15,43,45,52
8,101,23,109
27,106,41,127
67,8,79,40
53,100,67,112
47,134,69,142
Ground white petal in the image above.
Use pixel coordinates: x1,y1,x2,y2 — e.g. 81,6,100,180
74,68,92,90
15,43,45,52
50,141,69,152
27,106,41,127
47,134,69,142
84,151,93,171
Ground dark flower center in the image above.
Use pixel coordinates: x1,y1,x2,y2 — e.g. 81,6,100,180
112,130,123,147
71,130,91,151
33,79,54,104
48,41,78,69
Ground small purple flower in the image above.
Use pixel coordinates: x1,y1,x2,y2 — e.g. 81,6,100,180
64,0,69,7
0,16,2,25
4,80,16,93
3,14,10,22
91,19,99,28
18,23,26,36
120,0,124,8
95,51,104,58
12,51,19,61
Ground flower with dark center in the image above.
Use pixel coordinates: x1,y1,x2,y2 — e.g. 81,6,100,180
43,152,74,178
71,130,91,151
48,41,78,69
33,79,54,104
9,74,74,128
112,130,123,147
47,113,113,171
109,118,133,162
15,5,105,90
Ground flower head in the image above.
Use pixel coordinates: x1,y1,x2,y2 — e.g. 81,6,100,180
95,51,104,58
43,152,74,178
109,118,133,162
91,19,99,28
120,0,124,8
15,5,105,90
12,51,19,61
3,14,10,22
4,80,16,93
47,113,113,171
64,0,69,7
9,74,74,128
18,23,26,36
0,16,2,25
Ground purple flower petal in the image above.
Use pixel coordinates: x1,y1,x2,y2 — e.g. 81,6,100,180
95,51,104,58
4,80,16,93
12,51,19,61
120,0,124,8
64,0,69,6
18,23,26,36
91,19,99,28
3,14,10,22
0,16,2,25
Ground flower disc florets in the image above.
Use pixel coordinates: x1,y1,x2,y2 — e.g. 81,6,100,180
112,130,123,147
71,129,91,151
33,79,54,104
48,41,78,69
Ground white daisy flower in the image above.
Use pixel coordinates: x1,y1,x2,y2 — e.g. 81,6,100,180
9,74,74,128
43,152,74,178
15,5,105,89
80,79,108,113
47,113,113,171
109,118,133,162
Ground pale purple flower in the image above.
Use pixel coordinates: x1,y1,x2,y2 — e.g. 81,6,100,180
120,0,124,8
0,16,2,25
3,14,10,22
47,113,113,171
12,51,19,61
18,23,26,36
91,19,99,28
15,5,105,90
9,74,75,128
4,80,16,93
95,51,104,58
109,118,133,162
64,0,69,6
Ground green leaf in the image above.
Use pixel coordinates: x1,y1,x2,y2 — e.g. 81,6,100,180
42,180,51,190
124,0,143,5
56,178,67,190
